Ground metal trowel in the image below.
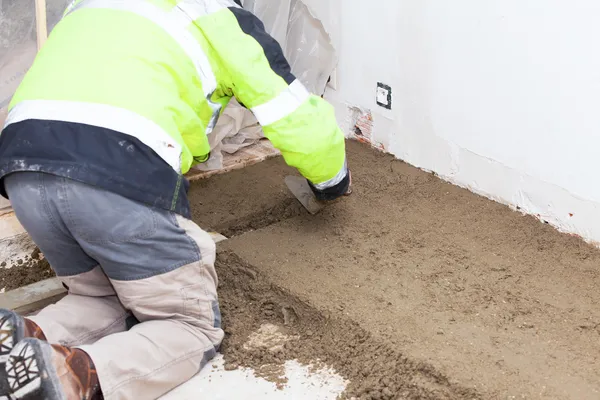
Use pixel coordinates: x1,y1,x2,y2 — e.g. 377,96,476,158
285,176,324,215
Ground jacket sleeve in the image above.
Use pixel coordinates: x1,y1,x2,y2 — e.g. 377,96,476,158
202,6,350,200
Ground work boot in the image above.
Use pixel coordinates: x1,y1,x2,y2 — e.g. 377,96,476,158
0,309,46,397
5,338,102,400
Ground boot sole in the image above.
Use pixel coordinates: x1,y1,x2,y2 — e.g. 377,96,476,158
0,310,25,398
5,339,65,400
0,311,24,365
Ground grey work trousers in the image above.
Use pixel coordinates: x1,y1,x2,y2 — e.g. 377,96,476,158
4,172,223,400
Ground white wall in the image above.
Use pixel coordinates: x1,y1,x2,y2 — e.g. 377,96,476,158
325,0,600,245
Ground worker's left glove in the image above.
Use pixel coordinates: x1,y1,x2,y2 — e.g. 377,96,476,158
193,152,211,164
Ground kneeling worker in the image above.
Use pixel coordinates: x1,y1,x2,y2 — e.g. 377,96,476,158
0,1,350,399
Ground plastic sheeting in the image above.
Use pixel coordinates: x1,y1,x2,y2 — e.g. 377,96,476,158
1,0,37,123
286,0,336,96
242,0,290,53
242,0,338,96
0,0,69,124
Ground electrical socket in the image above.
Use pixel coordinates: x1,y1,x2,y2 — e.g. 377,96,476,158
376,82,392,110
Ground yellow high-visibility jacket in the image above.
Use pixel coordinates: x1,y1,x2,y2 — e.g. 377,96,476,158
0,0,349,217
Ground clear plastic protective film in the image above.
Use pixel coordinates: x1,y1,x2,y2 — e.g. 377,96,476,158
285,0,336,96
0,0,70,123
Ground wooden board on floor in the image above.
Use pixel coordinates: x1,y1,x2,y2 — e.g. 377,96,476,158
186,140,280,182
0,277,66,314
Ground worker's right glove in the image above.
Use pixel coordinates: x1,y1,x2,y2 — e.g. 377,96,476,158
309,169,352,202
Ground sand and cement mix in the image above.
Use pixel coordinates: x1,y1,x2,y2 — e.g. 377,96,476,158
2,140,600,399
195,141,600,399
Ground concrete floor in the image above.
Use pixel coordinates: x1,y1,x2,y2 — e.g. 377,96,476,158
161,355,347,400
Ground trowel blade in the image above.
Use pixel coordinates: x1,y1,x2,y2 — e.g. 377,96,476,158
285,176,324,215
